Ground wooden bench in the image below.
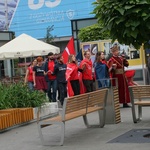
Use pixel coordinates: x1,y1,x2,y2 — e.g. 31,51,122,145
129,85,150,123
37,88,108,146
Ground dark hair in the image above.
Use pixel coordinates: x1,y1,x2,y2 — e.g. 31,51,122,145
28,58,37,67
47,52,53,56
57,54,62,60
94,51,104,63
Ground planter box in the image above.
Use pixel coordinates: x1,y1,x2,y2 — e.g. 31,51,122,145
0,113,13,130
0,107,34,131
0,108,22,125
19,107,34,123
33,102,59,119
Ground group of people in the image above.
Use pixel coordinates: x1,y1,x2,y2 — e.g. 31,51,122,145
24,44,138,107
94,45,138,108
24,53,65,106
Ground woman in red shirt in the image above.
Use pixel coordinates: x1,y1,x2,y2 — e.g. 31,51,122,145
66,54,81,96
24,59,37,90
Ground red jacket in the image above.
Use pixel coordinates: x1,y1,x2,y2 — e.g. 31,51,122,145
80,58,93,80
66,63,79,81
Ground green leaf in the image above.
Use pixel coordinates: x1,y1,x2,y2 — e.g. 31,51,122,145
115,18,125,24
131,21,140,27
130,30,138,38
116,8,125,15
138,1,148,4
124,5,135,10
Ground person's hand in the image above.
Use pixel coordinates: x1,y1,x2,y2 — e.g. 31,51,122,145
47,70,53,74
33,83,36,87
112,64,117,69
24,82,27,87
82,63,86,71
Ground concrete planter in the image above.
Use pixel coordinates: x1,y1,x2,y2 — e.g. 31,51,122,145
33,102,58,119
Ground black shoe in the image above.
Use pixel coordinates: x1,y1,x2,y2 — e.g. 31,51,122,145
123,103,131,108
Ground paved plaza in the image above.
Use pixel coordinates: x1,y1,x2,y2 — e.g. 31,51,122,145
0,106,150,150
0,81,150,150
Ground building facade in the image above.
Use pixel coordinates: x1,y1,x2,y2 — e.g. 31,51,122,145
0,0,96,50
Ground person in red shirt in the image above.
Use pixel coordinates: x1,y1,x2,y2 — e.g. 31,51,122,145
80,51,93,93
66,54,81,96
44,52,57,102
24,59,37,91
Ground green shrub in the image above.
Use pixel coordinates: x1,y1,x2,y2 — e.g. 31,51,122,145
0,82,47,109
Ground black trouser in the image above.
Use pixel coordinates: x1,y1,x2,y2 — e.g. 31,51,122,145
83,79,93,93
70,79,80,95
58,82,67,105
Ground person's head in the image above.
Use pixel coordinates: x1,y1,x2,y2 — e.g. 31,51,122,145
110,45,119,56
47,52,54,60
57,54,64,64
68,54,76,63
84,51,91,60
36,56,43,65
53,53,58,59
95,51,105,62
31,59,37,66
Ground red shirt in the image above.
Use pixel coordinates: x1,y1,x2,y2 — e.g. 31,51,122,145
47,61,56,80
27,66,33,82
80,58,93,80
66,63,79,81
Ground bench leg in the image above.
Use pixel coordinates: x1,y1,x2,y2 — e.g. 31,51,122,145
99,109,106,128
82,110,105,128
37,121,65,146
131,104,138,123
130,95,139,123
138,105,142,121
83,115,89,127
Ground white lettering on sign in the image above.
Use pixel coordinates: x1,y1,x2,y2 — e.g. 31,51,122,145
29,11,65,23
28,0,61,10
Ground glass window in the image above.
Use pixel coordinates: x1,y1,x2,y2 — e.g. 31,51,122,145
77,19,97,29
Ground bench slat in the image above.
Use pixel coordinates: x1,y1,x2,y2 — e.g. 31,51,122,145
134,101,150,106
65,94,88,114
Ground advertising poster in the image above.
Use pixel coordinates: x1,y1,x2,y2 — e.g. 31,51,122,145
82,42,98,64
81,40,145,70
102,42,140,60
0,0,19,30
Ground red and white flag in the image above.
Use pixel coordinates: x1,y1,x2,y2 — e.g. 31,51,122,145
62,37,76,64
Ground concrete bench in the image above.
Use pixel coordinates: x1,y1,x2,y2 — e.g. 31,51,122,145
129,85,150,123
37,88,108,146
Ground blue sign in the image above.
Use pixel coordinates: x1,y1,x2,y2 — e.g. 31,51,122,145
0,0,95,38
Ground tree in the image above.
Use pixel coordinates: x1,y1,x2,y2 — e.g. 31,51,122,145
45,25,55,44
78,24,110,42
92,0,150,49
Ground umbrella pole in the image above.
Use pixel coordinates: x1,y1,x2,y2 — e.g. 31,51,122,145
24,57,27,77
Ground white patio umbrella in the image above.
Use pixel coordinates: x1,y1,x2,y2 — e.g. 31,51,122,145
0,33,60,60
